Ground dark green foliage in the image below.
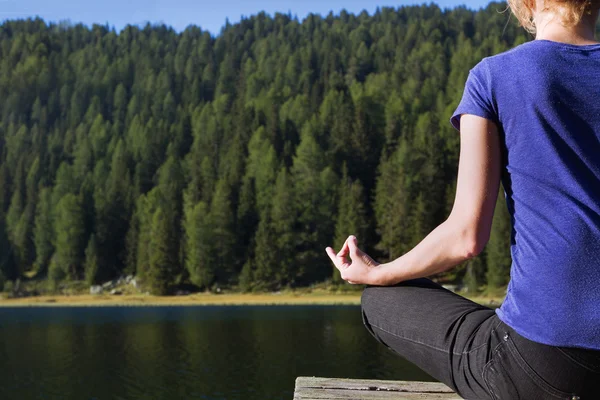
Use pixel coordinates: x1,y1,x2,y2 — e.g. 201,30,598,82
251,211,280,291
184,201,215,288
0,214,17,281
51,194,85,280
464,254,486,294
147,208,178,295
333,167,369,283
486,189,513,289
374,138,414,260
0,3,527,291
269,168,297,286
209,180,236,285
33,187,53,274
292,128,339,284
84,234,100,285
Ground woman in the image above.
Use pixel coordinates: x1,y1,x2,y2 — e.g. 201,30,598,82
326,1,600,399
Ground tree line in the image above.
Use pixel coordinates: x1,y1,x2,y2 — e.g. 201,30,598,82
0,2,535,294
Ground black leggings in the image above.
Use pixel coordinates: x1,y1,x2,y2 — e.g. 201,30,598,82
361,278,600,400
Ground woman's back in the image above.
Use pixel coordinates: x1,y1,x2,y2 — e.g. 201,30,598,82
453,40,600,349
452,39,600,350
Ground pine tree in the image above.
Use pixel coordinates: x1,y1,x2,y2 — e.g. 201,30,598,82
84,234,100,285
52,162,78,206
134,189,161,280
97,139,132,277
251,210,279,291
184,201,215,289
464,253,486,294
33,187,54,274
0,213,17,281
292,127,334,283
51,194,85,280
270,168,297,285
410,112,446,244
374,138,413,260
236,173,258,268
209,180,236,285
244,127,278,218
5,157,27,273
147,208,178,295
333,167,369,283
0,165,10,215
350,93,383,192
486,189,512,290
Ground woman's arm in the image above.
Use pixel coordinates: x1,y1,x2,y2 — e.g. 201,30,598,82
327,114,502,286
375,114,503,285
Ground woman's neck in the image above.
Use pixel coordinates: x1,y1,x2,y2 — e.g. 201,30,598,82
534,12,600,45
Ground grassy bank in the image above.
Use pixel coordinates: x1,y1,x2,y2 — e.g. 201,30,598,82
0,292,361,307
0,290,504,308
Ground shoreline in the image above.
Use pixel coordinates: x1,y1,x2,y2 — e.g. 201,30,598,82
0,292,504,308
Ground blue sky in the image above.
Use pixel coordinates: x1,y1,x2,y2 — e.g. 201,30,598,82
0,0,495,35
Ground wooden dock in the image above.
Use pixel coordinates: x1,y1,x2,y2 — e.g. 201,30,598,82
294,377,461,399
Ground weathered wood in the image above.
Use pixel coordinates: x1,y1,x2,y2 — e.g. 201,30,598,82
294,377,462,400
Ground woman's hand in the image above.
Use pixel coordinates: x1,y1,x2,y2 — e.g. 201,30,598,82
325,235,383,285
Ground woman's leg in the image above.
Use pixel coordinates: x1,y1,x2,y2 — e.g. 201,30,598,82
361,278,600,399
361,278,500,400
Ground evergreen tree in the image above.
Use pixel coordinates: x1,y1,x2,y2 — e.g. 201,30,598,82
409,112,447,246
33,188,54,274
251,210,280,291
464,253,486,294
51,194,85,280
374,138,413,260
84,234,100,285
486,189,512,290
270,168,297,285
134,189,161,280
0,214,17,282
147,208,178,295
209,180,236,285
333,167,369,283
184,201,215,289
0,165,10,215
292,127,333,283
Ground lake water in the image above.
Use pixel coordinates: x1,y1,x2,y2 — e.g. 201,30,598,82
0,306,433,400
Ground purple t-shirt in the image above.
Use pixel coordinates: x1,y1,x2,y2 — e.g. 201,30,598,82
451,40,600,350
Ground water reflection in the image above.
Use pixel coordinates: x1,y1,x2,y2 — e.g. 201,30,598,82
0,306,433,400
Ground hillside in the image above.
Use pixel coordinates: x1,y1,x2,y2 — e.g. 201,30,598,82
0,3,530,294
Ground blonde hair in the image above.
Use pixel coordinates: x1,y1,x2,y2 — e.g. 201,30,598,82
508,0,598,33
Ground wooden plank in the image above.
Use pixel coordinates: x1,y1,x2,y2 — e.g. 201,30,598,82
294,377,462,400
295,377,455,392
295,390,459,400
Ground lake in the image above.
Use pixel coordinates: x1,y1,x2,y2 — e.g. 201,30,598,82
0,306,433,399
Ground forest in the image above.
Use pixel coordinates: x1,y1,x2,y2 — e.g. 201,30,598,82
0,2,536,295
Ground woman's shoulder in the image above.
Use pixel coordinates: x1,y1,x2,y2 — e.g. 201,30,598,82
469,41,565,83
478,40,600,71
475,41,536,69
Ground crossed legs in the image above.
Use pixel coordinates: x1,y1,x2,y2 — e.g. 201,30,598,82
361,278,500,400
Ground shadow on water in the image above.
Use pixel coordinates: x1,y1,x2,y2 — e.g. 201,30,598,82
0,306,433,400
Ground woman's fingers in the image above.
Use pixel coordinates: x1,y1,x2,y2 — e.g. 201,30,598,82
326,235,359,281
326,244,353,273
348,235,361,258
327,235,378,286
326,247,339,268
337,237,350,257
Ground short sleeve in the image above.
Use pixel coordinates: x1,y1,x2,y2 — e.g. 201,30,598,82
450,60,498,131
